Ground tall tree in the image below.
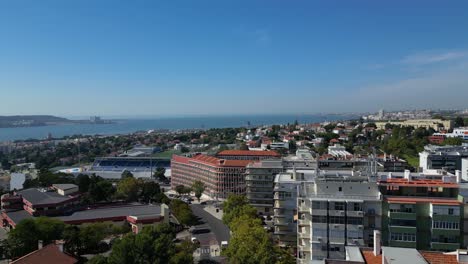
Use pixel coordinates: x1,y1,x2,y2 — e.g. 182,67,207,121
222,194,257,227
191,180,206,202
223,215,277,264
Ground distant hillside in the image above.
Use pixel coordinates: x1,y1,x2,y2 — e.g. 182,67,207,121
0,115,71,128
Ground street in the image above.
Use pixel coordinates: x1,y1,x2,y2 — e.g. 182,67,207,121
190,204,231,244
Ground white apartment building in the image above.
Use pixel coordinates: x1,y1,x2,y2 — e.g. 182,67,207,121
273,169,316,247
297,171,381,264
246,150,316,215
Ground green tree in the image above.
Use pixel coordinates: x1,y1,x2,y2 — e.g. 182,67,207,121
191,180,206,202
75,174,91,192
170,199,197,226
444,137,463,146
454,116,465,127
239,143,249,150
88,255,109,264
121,170,134,179
175,185,191,196
222,194,257,227
116,177,140,201
223,215,276,264
153,167,167,181
7,217,65,258
140,181,162,203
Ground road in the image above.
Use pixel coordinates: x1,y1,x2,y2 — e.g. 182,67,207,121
190,204,231,243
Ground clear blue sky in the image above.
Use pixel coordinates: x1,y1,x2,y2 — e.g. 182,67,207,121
1,1,468,117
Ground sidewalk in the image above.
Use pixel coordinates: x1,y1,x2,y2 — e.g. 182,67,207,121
203,205,223,221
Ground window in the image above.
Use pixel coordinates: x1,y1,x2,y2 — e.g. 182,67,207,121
334,202,345,211
353,203,362,211
312,215,327,223
390,232,416,242
329,216,345,224
338,187,342,192
347,217,363,225
432,221,460,230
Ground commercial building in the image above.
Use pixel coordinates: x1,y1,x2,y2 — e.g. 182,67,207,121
419,145,468,173
297,171,381,263
375,119,453,132
216,150,281,161
378,171,463,252
171,154,251,199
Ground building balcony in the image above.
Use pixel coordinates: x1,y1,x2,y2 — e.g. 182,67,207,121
347,210,364,218
389,241,417,248
298,219,310,226
274,220,289,226
329,236,345,244
347,224,364,232
329,224,346,230
431,228,461,237
388,226,417,233
388,211,416,220
430,242,460,251
298,204,310,213
298,231,311,239
311,209,327,216
298,244,311,252
329,210,346,217
347,238,365,246
431,214,461,222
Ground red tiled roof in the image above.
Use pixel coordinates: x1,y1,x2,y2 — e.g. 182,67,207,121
379,178,459,188
386,197,461,206
420,251,458,264
12,244,77,264
361,249,382,264
217,150,280,157
172,154,252,167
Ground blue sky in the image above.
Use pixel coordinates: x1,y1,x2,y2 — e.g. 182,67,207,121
1,1,468,117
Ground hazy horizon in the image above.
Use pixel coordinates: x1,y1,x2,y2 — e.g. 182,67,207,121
1,1,468,116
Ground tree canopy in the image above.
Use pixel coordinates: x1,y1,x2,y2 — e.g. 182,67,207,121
191,180,206,202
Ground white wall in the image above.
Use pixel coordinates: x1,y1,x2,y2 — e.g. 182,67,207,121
463,158,468,181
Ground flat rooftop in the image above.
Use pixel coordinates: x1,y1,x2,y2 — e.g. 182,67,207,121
4,204,162,226
17,188,77,206
382,246,427,264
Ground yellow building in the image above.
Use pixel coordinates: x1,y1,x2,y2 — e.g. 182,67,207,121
375,119,453,131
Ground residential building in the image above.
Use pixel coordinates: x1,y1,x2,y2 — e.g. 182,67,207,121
433,127,468,141
375,119,453,132
216,150,281,161
245,160,284,215
274,169,315,247
297,171,381,263
11,241,78,264
262,141,289,150
419,145,468,173
378,171,463,252
171,154,251,199
245,149,316,215
328,144,352,159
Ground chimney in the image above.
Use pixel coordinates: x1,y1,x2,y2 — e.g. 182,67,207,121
404,170,411,180
38,240,43,249
55,240,65,252
373,230,381,256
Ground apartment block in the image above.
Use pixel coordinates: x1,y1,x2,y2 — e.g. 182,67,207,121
274,170,315,247
419,144,468,173
297,171,381,263
379,171,463,252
